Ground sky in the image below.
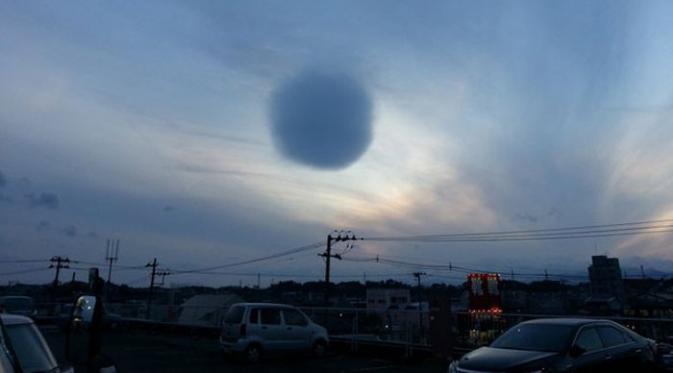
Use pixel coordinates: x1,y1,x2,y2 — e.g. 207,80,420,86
2,0,673,287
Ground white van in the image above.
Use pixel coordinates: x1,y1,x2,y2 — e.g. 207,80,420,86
219,303,329,363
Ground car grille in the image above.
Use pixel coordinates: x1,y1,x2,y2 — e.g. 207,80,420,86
457,369,501,373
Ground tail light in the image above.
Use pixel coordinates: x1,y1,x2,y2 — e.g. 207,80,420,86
240,323,247,337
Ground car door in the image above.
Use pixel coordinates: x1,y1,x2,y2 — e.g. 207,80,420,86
246,307,262,341
258,307,285,351
595,325,636,372
572,327,608,373
281,308,312,350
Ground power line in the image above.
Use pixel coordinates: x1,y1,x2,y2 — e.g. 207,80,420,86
0,259,50,264
364,219,673,242
173,269,412,279
0,267,51,276
366,227,673,243
172,241,323,274
341,255,590,280
70,259,146,271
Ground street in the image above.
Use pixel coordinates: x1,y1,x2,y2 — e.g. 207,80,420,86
40,326,445,373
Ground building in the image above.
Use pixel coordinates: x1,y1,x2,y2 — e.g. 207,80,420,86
467,273,501,312
366,288,410,312
584,255,624,315
588,255,624,301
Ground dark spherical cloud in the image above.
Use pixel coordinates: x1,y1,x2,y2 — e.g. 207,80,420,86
270,70,373,169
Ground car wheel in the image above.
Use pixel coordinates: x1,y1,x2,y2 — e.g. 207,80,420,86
245,344,262,363
312,340,326,358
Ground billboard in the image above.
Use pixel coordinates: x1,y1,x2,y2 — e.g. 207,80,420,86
467,273,502,313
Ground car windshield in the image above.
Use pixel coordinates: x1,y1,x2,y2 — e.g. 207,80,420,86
491,324,575,352
223,306,244,324
4,323,58,373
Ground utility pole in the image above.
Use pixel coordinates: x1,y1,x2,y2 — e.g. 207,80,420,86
50,256,70,288
319,231,360,305
145,258,158,319
156,269,171,286
257,273,261,289
640,265,646,279
413,271,427,343
105,239,120,298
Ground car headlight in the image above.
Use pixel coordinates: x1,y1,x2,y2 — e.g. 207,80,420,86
447,361,458,373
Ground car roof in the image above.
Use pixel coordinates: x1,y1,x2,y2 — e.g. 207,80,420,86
233,302,297,309
0,313,34,326
519,318,613,327
0,296,33,300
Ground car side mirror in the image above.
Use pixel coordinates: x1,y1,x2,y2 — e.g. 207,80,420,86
66,296,98,365
72,295,97,325
66,295,117,372
569,345,586,357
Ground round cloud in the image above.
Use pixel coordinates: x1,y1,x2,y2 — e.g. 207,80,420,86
269,70,373,169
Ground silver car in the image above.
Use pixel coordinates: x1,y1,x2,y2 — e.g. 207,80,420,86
0,313,73,373
219,303,329,363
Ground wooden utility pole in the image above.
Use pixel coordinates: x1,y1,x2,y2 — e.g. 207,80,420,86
105,239,120,299
319,232,360,305
50,256,70,288
413,271,427,342
146,258,158,319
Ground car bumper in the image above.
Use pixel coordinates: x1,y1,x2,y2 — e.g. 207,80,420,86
219,336,247,353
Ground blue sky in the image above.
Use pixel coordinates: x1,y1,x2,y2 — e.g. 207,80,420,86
2,1,673,286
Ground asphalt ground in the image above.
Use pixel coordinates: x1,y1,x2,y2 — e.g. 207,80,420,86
40,326,446,373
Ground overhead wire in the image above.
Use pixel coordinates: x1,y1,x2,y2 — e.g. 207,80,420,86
171,241,324,274
364,219,673,242
341,255,590,280
0,259,50,264
0,267,51,276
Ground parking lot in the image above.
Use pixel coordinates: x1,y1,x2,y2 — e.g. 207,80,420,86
40,326,446,373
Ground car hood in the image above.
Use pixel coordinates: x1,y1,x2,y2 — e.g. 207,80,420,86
458,346,559,371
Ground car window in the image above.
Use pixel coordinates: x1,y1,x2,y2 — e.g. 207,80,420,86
597,326,627,347
575,328,603,352
223,305,244,324
491,324,575,352
622,331,637,342
249,308,259,324
4,323,58,373
283,309,308,326
260,308,281,325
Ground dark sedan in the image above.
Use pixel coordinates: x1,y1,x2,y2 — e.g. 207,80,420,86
449,318,657,373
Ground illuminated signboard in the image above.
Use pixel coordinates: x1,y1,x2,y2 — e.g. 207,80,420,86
467,273,502,313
